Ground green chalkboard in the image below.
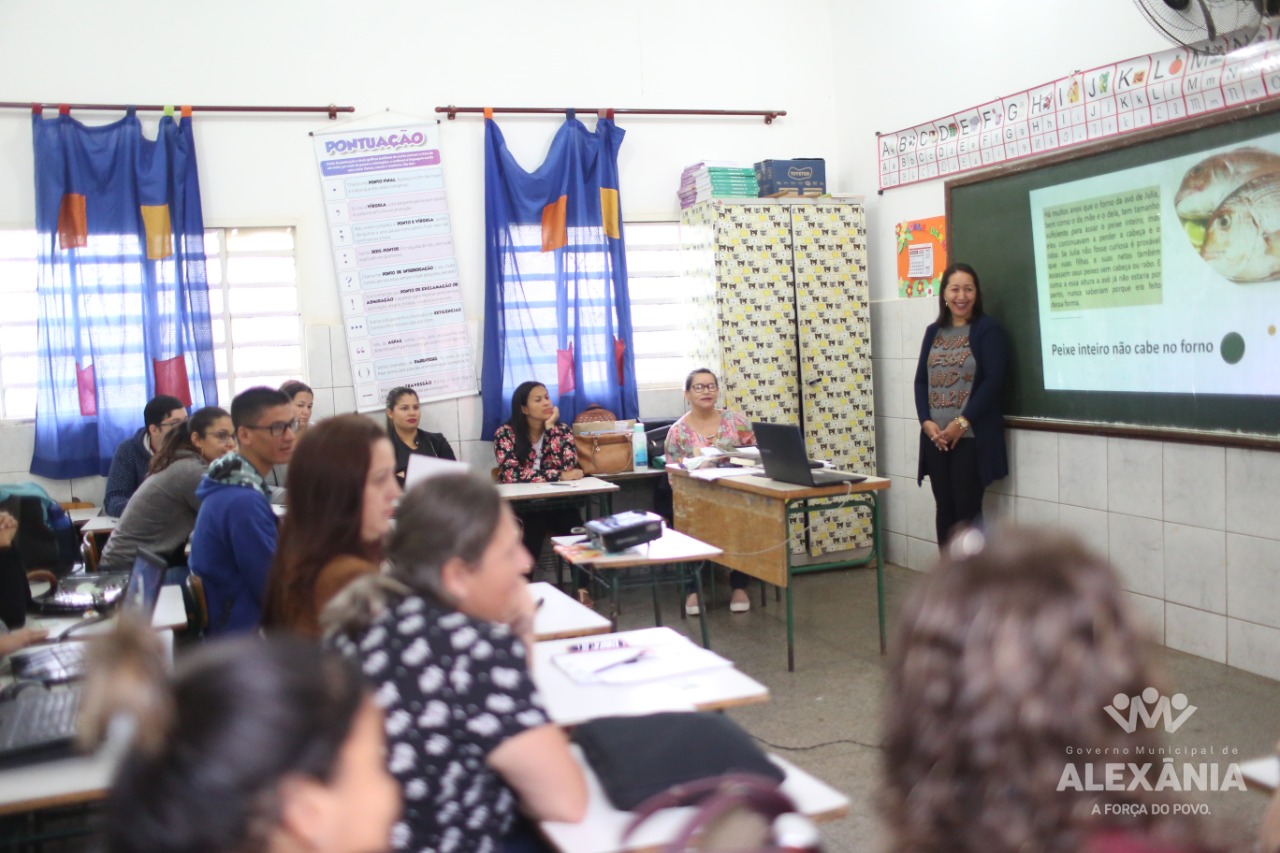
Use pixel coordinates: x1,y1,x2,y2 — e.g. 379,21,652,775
946,99,1280,446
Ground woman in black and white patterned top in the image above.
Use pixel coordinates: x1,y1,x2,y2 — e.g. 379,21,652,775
326,473,586,853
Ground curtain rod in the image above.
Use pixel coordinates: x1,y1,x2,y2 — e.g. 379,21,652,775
436,105,786,124
3,102,355,119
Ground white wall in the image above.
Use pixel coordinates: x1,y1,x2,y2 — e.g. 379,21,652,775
0,0,838,482
831,1,1280,681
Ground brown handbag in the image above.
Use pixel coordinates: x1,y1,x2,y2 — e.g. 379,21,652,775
573,405,634,475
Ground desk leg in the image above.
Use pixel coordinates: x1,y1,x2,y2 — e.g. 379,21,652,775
651,572,663,627
692,562,710,649
786,572,795,672
607,570,620,632
873,493,886,655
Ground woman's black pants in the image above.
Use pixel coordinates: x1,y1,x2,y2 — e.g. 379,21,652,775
922,437,984,547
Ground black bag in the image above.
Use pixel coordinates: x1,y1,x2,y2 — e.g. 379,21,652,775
1,495,77,578
572,712,785,810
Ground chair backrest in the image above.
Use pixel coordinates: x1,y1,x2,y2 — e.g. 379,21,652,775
186,574,209,633
79,533,99,573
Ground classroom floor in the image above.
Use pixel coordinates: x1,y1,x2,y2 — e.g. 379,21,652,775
595,558,1280,853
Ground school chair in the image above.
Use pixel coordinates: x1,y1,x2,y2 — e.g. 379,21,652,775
184,574,209,638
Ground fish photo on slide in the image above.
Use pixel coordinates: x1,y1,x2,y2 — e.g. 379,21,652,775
1176,146,1280,283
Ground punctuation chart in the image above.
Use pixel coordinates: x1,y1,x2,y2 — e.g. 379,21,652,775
313,121,478,411
878,23,1280,191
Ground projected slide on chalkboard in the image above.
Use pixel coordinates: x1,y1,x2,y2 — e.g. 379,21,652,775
1029,136,1280,397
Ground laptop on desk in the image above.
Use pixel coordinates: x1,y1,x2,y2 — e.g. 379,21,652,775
752,422,867,487
10,548,165,685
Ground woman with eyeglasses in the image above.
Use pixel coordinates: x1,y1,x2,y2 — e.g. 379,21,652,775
261,416,400,637
99,406,235,574
665,368,756,615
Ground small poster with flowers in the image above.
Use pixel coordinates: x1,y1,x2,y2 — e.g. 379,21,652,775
896,216,947,298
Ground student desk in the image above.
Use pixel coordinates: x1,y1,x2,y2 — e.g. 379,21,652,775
667,468,890,670
0,750,116,816
540,747,849,853
0,586,188,819
27,584,188,636
531,581,612,641
65,508,103,529
532,627,768,728
552,530,722,649
1242,754,1279,792
76,512,117,532
496,476,619,517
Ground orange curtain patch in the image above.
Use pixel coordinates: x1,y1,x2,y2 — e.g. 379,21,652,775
140,205,174,260
541,195,568,252
600,187,620,239
58,194,87,250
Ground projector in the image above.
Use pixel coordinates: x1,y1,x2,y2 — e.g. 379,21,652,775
584,511,665,553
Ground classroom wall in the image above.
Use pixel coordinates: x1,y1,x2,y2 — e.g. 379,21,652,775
0,0,839,489
832,2,1280,681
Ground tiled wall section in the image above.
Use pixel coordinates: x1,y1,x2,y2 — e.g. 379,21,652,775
0,324,686,508
872,297,1280,682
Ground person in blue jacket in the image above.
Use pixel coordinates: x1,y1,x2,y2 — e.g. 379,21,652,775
104,395,187,517
914,263,1008,547
190,387,297,637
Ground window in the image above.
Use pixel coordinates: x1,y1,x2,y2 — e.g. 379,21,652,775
204,227,302,402
0,226,301,421
624,221,687,388
0,231,39,420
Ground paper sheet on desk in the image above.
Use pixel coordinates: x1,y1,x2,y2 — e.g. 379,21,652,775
553,643,732,685
690,466,762,480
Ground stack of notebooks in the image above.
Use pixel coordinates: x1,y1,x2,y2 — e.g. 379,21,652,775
677,162,759,208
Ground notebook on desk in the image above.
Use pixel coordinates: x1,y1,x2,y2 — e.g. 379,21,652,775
752,422,866,487
11,548,165,685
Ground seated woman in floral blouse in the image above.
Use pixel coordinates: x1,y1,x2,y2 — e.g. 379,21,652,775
493,381,587,596
665,367,757,615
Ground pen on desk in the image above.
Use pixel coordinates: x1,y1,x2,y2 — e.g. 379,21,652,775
590,650,647,675
535,598,545,610
545,482,574,487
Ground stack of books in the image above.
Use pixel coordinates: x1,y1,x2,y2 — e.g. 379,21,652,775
677,162,760,208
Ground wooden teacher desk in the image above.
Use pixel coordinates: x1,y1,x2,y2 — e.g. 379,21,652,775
668,467,890,670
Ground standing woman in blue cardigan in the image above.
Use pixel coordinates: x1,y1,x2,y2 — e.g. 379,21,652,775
914,263,1009,546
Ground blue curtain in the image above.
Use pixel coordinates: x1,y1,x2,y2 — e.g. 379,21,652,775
480,114,639,437
30,109,217,479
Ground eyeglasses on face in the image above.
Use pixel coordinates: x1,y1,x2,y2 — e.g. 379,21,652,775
689,383,718,393
208,430,236,443
158,418,187,430
244,418,299,437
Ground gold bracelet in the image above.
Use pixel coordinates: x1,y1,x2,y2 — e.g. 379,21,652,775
953,416,970,431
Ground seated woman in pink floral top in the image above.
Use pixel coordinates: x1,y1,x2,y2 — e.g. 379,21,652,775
664,368,756,615
494,381,588,594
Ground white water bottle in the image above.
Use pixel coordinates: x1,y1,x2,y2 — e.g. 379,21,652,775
632,422,648,468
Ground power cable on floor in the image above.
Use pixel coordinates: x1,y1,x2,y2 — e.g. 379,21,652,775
750,734,882,752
